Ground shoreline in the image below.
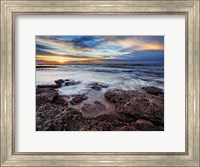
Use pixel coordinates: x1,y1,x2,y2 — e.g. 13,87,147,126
36,78,164,131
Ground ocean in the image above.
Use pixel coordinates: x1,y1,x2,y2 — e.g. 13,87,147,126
36,64,164,96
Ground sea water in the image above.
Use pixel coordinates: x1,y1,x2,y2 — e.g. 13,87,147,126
36,64,164,96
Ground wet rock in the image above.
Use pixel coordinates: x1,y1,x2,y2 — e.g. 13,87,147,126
65,79,81,86
36,87,56,94
89,82,108,91
135,119,162,131
36,91,58,106
37,107,83,131
82,101,106,114
82,113,137,131
142,86,163,96
52,95,69,106
70,94,88,105
37,84,60,89
136,119,154,126
54,79,64,86
105,89,164,125
158,93,164,98
59,108,84,131
36,84,164,131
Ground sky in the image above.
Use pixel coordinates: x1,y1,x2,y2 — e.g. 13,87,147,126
36,36,164,65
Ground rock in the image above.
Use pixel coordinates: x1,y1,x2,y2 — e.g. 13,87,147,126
36,91,58,106
36,85,164,131
37,107,84,131
37,84,60,89
142,86,163,96
70,94,88,105
135,119,162,131
136,119,154,126
158,93,164,98
89,82,108,91
59,108,84,131
36,87,56,94
65,80,81,86
105,89,164,125
82,101,106,114
52,95,69,106
82,113,138,131
54,79,64,86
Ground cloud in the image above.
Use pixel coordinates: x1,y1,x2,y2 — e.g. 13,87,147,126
71,36,103,48
36,54,101,64
36,36,164,64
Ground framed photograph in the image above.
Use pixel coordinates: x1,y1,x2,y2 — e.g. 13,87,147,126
1,0,199,166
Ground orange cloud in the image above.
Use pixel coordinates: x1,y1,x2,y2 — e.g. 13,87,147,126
108,38,164,51
36,55,100,64
137,43,164,50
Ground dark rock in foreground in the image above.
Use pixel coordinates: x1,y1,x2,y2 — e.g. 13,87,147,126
82,101,106,114
36,85,164,131
36,88,58,106
142,86,164,97
52,95,69,106
135,119,155,131
70,94,88,105
105,89,164,125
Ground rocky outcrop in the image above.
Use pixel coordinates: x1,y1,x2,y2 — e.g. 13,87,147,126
70,94,88,105
54,79,64,87
135,119,158,131
52,95,69,106
37,79,81,89
36,88,58,106
142,86,164,97
36,81,164,131
89,82,108,91
37,84,60,89
81,101,106,114
36,87,69,106
65,79,81,86
37,107,83,131
105,89,164,125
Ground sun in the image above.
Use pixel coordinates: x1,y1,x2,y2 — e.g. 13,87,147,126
56,57,66,63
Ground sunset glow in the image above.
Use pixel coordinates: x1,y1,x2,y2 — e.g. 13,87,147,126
36,36,164,64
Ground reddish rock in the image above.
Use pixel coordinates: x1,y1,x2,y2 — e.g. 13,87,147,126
52,95,69,106
82,101,106,114
37,84,60,89
36,87,56,94
136,119,154,126
89,82,108,91
37,107,83,131
105,89,164,125
36,82,164,131
36,91,58,106
70,94,88,105
142,86,163,96
135,119,160,131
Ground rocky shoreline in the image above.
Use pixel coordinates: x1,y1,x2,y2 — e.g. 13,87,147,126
36,79,164,131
